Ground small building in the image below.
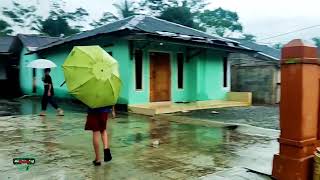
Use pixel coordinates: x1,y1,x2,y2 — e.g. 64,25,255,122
21,15,253,111
0,36,22,97
17,34,61,95
0,34,61,97
229,39,281,104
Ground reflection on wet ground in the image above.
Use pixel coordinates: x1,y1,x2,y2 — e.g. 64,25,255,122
0,99,277,179
175,106,279,130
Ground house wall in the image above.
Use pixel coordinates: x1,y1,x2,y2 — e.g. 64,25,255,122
20,38,230,105
231,64,279,104
230,53,280,104
20,48,39,94
128,42,229,104
19,39,130,104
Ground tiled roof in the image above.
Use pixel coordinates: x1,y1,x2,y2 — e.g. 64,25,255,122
17,34,61,51
230,38,280,60
34,15,249,52
0,36,16,54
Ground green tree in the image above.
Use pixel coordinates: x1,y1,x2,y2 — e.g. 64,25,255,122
312,37,320,47
36,1,89,36
1,1,41,31
39,17,80,37
0,19,13,35
141,0,242,36
159,5,203,30
140,0,207,30
199,8,243,36
91,0,139,28
242,34,256,42
90,12,118,28
1,0,89,36
114,0,139,18
273,43,283,49
141,0,208,15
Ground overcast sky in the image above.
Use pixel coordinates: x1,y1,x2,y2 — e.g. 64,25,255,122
2,0,320,45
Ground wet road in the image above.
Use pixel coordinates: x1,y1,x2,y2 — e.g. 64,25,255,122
0,99,277,179
175,106,279,130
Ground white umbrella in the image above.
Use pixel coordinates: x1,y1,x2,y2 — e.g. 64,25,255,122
27,59,57,69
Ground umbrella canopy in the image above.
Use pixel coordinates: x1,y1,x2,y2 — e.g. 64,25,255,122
27,59,57,69
62,46,121,108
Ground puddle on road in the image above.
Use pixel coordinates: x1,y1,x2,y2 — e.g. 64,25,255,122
0,99,276,179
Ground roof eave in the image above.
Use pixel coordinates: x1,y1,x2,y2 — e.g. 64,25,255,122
26,29,134,55
126,34,256,54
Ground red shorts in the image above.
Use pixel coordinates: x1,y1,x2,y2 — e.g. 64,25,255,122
85,112,108,132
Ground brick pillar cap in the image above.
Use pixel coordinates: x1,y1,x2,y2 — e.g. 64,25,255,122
284,39,316,48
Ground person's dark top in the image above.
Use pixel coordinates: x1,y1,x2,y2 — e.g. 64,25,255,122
43,74,54,96
88,106,112,113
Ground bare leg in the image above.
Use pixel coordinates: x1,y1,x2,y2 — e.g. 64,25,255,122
101,130,112,162
101,130,109,149
93,131,101,161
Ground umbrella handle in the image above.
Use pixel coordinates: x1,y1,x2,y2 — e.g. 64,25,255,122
60,81,66,87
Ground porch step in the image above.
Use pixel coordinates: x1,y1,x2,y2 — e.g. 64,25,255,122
128,100,250,116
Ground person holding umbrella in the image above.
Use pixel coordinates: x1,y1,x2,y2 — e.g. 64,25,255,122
27,59,64,116
85,106,113,165
63,46,121,166
40,68,64,116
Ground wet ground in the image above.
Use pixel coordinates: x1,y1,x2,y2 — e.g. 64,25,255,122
0,99,277,179
175,106,279,130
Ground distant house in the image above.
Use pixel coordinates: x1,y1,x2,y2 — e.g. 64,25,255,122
0,34,61,97
0,36,22,96
20,15,253,106
229,39,281,104
17,34,61,95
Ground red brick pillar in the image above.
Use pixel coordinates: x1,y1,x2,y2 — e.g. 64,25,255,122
272,39,320,179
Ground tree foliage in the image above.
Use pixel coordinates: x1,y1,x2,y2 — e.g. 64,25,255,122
39,17,80,37
272,43,283,49
0,19,13,35
114,0,139,18
158,5,204,30
91,0,139,28
90,12,119,28
36,1,89,36
199,8,242,36
312,37,320,47
241,34,256,42
141,0,208,15
1,1,41,31
1,0,89,36
141,0,242,36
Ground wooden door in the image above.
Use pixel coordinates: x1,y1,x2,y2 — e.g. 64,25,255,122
150,52,171,102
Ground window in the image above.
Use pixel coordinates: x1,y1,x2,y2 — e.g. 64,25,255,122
177,53,184,89
135,50,143,90
223,57,228,87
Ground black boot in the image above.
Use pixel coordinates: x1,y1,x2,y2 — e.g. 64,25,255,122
104,148,112,162
92,160,101,166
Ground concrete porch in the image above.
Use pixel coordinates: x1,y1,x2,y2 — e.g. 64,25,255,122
128,92,252,116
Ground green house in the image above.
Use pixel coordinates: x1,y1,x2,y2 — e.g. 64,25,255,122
22,15,252,106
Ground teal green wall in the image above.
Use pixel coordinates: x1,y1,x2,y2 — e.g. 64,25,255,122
127,43,189,104
127,42,230,105
20,38,230,105
20,47,72,98
20,39,130,104
193,50,230,101
20,48,39,94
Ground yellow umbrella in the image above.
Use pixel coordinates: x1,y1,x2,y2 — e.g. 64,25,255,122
62,46,121,108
